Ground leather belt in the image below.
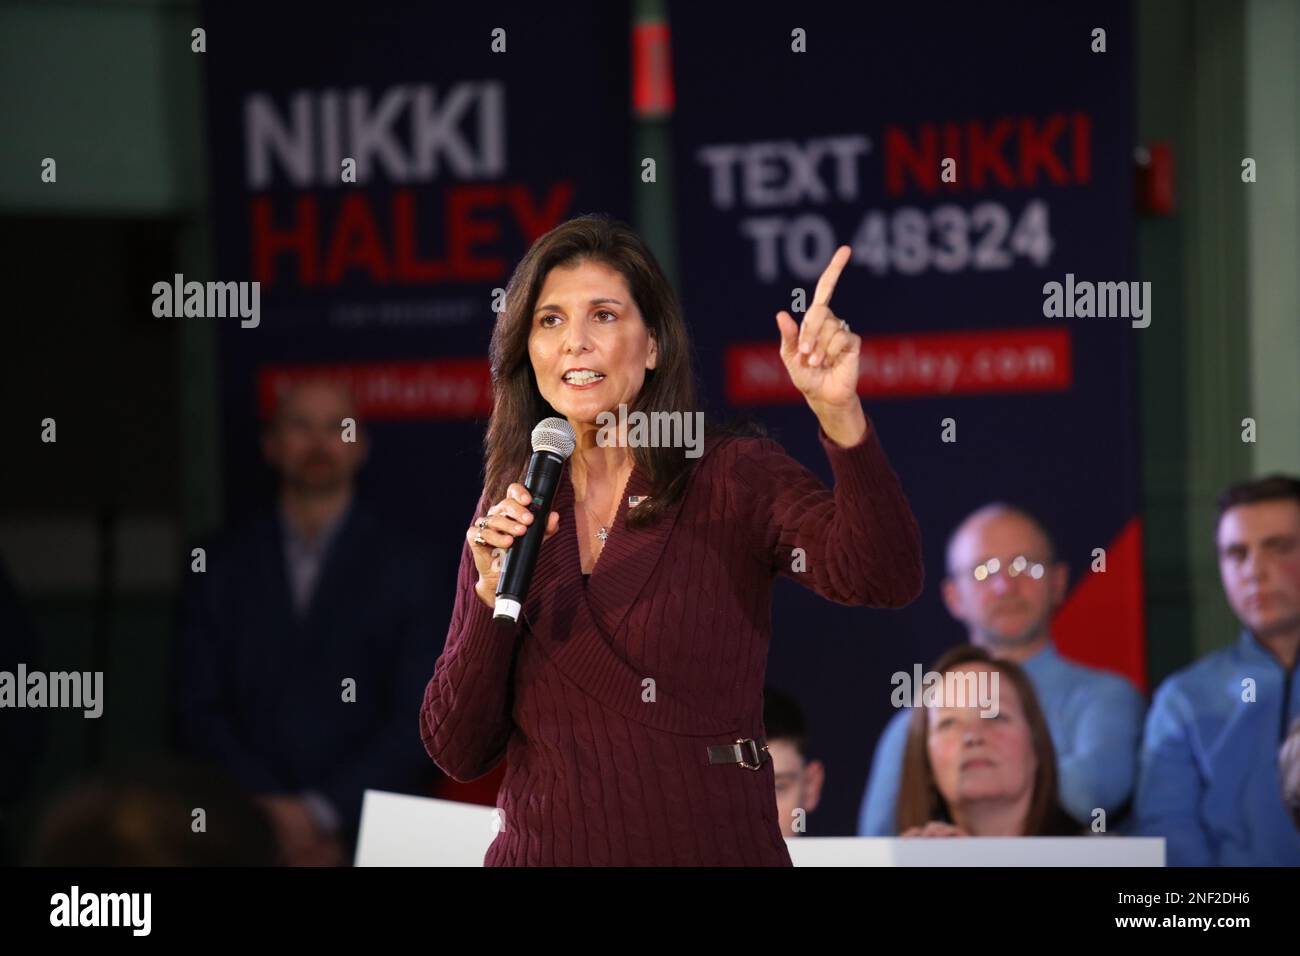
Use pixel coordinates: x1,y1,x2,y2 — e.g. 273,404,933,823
706,737,770,771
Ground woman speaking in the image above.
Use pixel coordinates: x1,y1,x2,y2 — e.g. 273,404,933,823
420,214,923,866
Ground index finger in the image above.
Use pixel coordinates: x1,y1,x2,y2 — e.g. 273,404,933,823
812,244,851,307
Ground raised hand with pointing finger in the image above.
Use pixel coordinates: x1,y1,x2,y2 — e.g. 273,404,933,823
774,244,869,447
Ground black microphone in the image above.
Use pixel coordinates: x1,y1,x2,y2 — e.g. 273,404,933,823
494,417,577,623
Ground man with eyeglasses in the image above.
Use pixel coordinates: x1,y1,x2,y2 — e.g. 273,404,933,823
858,503,1146,835
1134,475,1300,865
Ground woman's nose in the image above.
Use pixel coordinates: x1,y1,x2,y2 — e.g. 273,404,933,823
563,320,592,354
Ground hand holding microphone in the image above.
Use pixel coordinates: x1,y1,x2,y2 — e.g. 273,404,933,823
466,418,577,621
468,483,560,610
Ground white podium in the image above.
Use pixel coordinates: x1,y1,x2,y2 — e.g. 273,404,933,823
785,836,1163,866
355,791,498,866
354,790,1165,866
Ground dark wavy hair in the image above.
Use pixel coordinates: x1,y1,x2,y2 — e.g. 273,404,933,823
1215,474,1300,531
483,213,756,528
895,645,1079,836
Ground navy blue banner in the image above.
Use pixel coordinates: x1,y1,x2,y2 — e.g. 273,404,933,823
669,1,1141,834
202,2,632,551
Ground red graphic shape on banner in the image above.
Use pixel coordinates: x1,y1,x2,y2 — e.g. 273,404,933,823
257,359,492,421
725,327,1073,403
1053,516,1147,692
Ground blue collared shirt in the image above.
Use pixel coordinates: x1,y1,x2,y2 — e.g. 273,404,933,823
858,643,1146,835
1134,630,1300,866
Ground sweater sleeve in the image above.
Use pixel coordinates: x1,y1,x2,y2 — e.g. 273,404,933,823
731,417,924,608
419,504,522,783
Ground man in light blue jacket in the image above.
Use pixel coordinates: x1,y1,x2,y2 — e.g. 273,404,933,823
859,503,1146,836
1135,475,1300,865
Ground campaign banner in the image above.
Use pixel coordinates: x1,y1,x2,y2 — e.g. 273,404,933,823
201,2,632,541
670,1,1141,833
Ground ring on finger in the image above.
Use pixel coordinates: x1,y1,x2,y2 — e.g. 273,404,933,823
475,517,488,531
473,532,487,546
838,318,850,333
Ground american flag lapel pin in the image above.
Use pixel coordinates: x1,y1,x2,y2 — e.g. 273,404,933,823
628,495,649,509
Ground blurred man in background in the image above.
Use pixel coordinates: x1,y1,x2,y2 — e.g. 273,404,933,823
1136,475,1300,865
764,686,824,838
175,378,442,865
859,504,1145,836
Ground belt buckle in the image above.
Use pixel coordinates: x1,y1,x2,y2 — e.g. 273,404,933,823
736,737,765,771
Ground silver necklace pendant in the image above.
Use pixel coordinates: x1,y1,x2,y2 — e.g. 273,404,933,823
595,526,609,542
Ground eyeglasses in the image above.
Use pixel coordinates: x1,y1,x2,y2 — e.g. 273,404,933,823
964,554,1048,583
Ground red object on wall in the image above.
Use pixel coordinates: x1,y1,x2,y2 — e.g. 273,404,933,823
633,21,675,118
1135,142,1174,216
1052,517,1148,692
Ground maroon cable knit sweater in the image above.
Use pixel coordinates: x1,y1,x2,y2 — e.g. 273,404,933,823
420,419,923,866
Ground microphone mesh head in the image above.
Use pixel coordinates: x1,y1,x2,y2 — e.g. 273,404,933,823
532,417,577,459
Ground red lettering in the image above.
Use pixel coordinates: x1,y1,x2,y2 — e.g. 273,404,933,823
323,193,390,284
967,118,1015,189
246,183,574,288
1073,113,1092,184
1018,114,1069,186
509,182,576,241
882,114,1094,198
251,195,319,287
885,125,938,196
447,185,505,281
392,190,449,282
